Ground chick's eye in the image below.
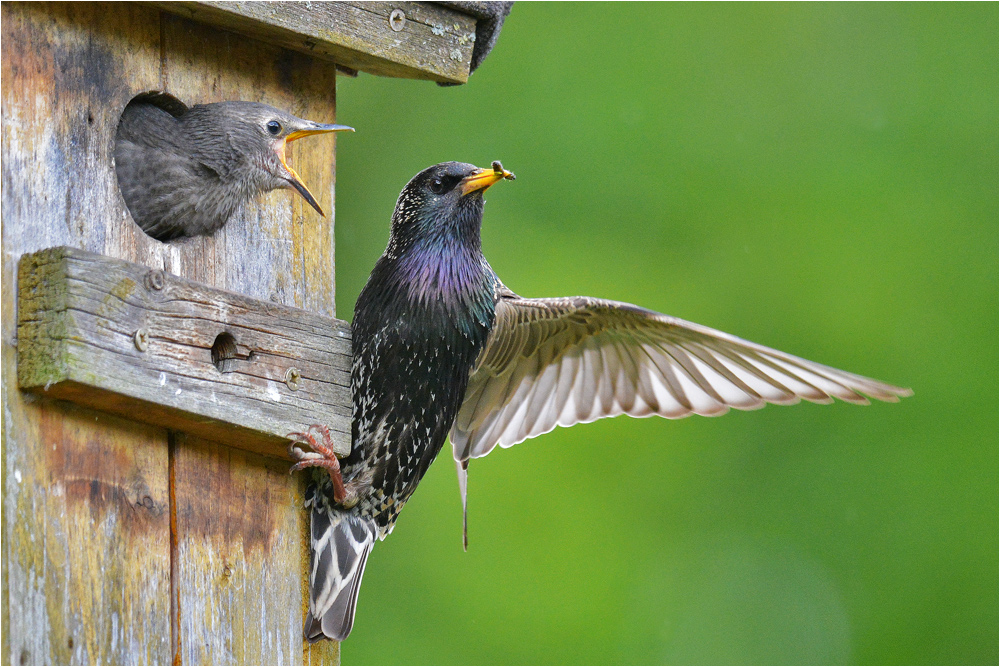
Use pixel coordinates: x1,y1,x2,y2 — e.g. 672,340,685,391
429,178,446,195
266,120,282,135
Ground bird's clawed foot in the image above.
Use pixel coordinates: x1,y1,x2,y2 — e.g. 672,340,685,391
288,424,347,504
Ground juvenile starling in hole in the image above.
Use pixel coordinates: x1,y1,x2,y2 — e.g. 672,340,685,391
289,161,911,642
114,93,352,241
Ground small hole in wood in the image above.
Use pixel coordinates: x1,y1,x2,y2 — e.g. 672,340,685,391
211,332,239,373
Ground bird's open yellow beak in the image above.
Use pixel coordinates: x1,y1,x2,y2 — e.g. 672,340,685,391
286,124,354,142
460,161,516,196
277,122,354,216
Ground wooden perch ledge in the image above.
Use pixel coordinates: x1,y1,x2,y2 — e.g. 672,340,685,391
17,246,352,460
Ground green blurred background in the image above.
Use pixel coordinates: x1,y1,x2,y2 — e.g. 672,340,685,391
332,3,997,664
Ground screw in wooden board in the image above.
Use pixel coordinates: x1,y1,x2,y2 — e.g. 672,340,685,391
144,269,165,291
285,367,302,391
389,9,406,31
134,328,149,351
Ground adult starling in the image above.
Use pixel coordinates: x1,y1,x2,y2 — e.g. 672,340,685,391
114,93,352,241
289,161,911,642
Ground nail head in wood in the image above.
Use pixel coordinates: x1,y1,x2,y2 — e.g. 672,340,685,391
145,269,165,291
285,367,302,391
389,9,406,32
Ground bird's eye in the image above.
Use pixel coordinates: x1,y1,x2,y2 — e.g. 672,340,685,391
429,178,446,195
266,120,282,135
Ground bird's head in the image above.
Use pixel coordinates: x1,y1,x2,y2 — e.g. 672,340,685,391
390,161,515,248
185,102,353,216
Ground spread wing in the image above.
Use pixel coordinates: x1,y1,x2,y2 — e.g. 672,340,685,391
451,291,911,465
449,290,911,545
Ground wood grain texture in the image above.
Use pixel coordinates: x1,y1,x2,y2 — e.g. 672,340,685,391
3,2,345,663
2,4,174,664
17,246,352,458
6,401,174,665
170,435,334,664
157,1,477,84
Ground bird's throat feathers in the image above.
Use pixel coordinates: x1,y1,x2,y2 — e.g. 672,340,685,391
382,196,493,308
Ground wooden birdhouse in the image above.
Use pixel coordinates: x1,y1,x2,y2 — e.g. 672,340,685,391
1,3,483,663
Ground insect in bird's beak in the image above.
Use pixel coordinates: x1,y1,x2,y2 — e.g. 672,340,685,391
275,121,354,216
460,160,516,196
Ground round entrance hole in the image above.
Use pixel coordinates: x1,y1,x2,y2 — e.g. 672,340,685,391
211,332,240,373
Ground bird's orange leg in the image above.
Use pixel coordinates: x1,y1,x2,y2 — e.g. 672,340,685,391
288,424,347,503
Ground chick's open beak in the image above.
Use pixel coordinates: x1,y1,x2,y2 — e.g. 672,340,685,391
460,160,516,196
286,123,354,142
276,122,354,216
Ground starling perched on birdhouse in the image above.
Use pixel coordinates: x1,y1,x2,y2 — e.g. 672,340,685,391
289,161,911,642
114,92,352,241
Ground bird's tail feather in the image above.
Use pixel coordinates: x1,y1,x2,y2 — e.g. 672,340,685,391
304,482,377,642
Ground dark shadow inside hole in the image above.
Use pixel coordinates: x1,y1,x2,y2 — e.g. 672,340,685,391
211,332,240,373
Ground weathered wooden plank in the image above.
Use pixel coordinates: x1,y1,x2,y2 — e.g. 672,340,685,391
5,400,173,665
171,435,330,664
2,4,175,664
155,1,477,84
287,47,341,318
17,246,352,460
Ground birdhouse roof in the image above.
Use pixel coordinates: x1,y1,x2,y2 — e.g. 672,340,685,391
156,1,512,85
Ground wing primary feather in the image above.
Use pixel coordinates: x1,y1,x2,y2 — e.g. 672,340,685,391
685,342,765,403
664,344,729,408
578,345,601,420
684,344,764,409
647,343,696,412
597,339,622,415
716,350,799,403
608,336,640,413
760,352,898,403
740,350,856,404
740,350,834,403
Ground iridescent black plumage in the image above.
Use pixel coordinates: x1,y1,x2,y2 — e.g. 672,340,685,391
344,162,500,530
299,162,510,641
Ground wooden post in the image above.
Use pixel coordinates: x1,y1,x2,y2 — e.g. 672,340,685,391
1,2,477,664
